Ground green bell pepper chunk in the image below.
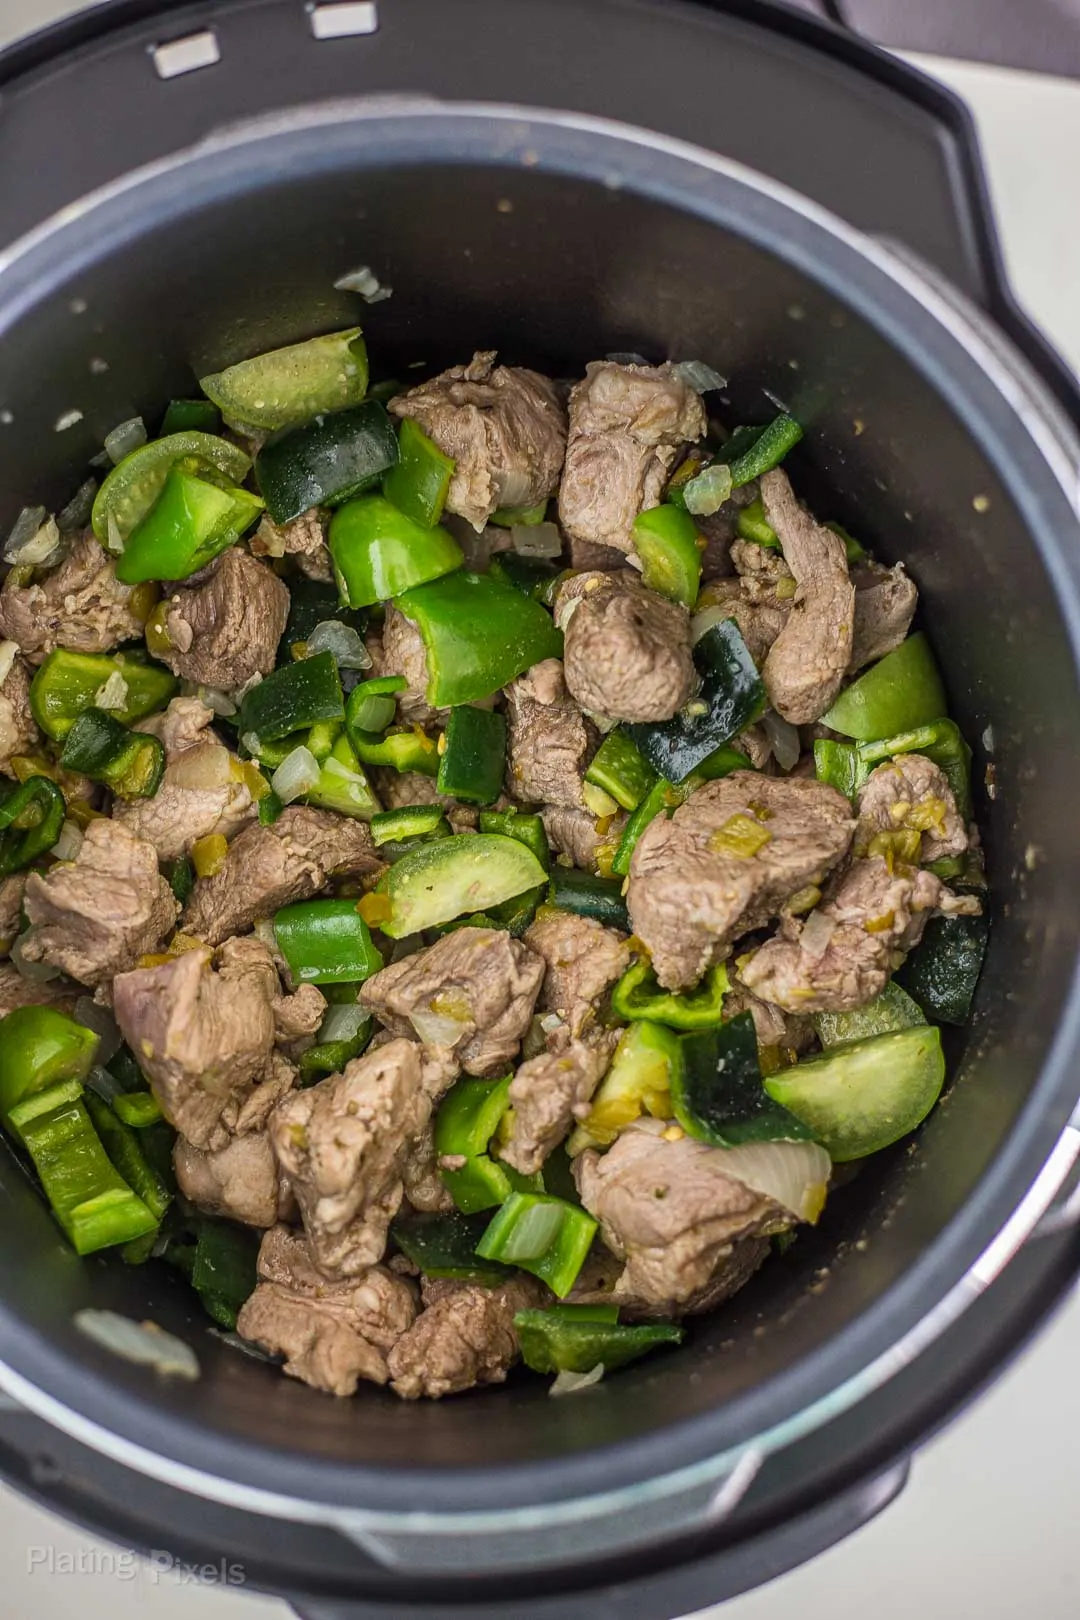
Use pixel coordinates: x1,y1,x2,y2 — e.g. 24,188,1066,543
719,413,804,487
0,1006,99,1131
370,804,451,850
477,1192,597,1297
377,833,548,938
632,504,702,606
346,674,406,735
382,416,456,528
200,328,369,433
112,1091,165,1128
329,494,463,607
813,737,864,800
548,868,629,932
435,1075,513,1159
91,431,252,545
569,1021,679,1155
351,726,441,778
585,730,657,812
478,809,549,871
390,1210,515,1286
272,899,383,986
255,400,399,525
167,856,196,906
239,650,344,747
896,911,988,1025
611,957,729,1029
84,1091,171,1221
626,618,766,784
441,1154,541,1215
488,553,562,601
189,1219,260,1330
436,705,507,806
821,633,947,741
736,497,781,550
115,466,264,585
30,650,178,743
305,732,380,820
675,1017,814,1147
393,572,562,707
160,399,222,437
514,1309,683,1375
0,776,66,875
815,980,926,1047
488,499,549,528
60,710,165,799
16,1085,157,1254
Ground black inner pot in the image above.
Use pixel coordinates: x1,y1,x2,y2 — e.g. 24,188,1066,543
0,107,1078,1523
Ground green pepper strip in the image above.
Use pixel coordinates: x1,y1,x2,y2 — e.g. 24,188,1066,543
370,804,450,848
611,778,678,878
115,466,264,585
441,1155,543,1215
0,776,66,875
514,1309,683,1375
273,899,383,987
736,497,781,550
0,1006,99,1130
585,730,657,813
112,1092,164,1128
631,504,702,607
436,705,507,806
674,1018,813,1147
30,650,178,743
394,572,563,707
477,1192,598,1297
382,416,456,528
813,738,866,800
329,494,463,607
611,957,729,1029
821,633,947,741
189,1219,261,1330
478,809,549,871
488,499,549,527
160,399,222,437
60,710,165,799
435,1076,513,1159
719,413,804,487
351,727,441,778
239,650,344,747
391,1210,515,1286
548,868,629,932
167,856,196,906
84,1091,171,1221
345,673,406,737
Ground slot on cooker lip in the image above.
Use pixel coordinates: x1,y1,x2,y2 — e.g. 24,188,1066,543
150,29,222,80
308,1,380,39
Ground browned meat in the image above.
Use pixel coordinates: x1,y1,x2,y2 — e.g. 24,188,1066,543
272,981,327,1048
730,536,794,589
557,571,696,723
380,604,445,726
523,910,631,1038
161,548,289,695
250,509,333,584
237,1225,417,1397
0,654,39,772
391,351,567,532
0,533,144,664
722,984,815,1054
20,820,178,989
505,658,598,808
855,754,968,863
558,362,706,554
402,1122,455,1215
0,875,25,953
0,961,79,1019
759,470,854,724
112,936,288,1149
628,772,854,991
114,740,256,860
182,806,382,946
387,1274,546,1400
738,855,963,1013
269,1038,455,1278
502,1033,619,1176
134,696,217,758
734,723,774,772
568,536,627,572
849,563,918,672
574,1120,785,1315
360,927,544,1077
540,805,625,872
695,579,790,669
173,1054,297,1227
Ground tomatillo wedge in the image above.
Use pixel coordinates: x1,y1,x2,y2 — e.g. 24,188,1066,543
92,431,252,545
820,633,947,741
200,328,369,433
376,833,548,938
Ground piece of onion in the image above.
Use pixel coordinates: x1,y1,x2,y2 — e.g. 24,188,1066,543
691,604,730,645
271,745,321,805
319,1002,370,1044
671,359,728,394
186,682,237,718
4,507,59,566
761,710,801,772
605,352,649,366
168,742,234,792
683,463,734,517
550,1364,605,1397
94,670,130,711
11,934,61,982
253,515,287,557
74,1310,200,1380
0,641,19,689
511,521,562,559
53,820,84,863
716,1139,832,1224
239,730,262,758
539,1012,565,1035
306,620,371,670
57,477,98,535
333,265,393,303
73,996,122,1065
104,416,147,465
409,1008,467,1047
800,908,837,963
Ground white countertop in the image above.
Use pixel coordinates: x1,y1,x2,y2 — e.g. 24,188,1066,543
0,6,1078,1614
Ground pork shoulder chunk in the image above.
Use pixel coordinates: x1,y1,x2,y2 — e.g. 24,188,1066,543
0,533,144,664
523,910,631,1040
504,658,598,808
387,1274,546,1400
161,548,289,695
540,805,626,873
0,653,39,773
114,724,256,861
759,469,854,723
250,508,333,584
849,562,918,672
557,572,697,723
855,753,968,864
173,1052,297,1227
502,1032,620,1177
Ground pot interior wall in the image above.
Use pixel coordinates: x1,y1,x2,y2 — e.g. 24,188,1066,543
0,151,1077,1476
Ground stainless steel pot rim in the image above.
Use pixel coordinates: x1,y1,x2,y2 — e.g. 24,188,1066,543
0,99,1078,1533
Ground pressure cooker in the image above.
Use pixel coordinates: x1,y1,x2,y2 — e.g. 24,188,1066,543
1,3,1080,1616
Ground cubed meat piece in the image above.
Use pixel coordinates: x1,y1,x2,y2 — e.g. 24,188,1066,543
133,695,217,759
759,469,855,724
391,350,567,532
161,548,289,695
182,805,382,946
695,577,791,670
237,1225,418,1398
0,875,25,953
502,1032,620,1177
114,740,256,861
0,533,144,664
505,658,598,809
574,1119,784,1315
540,805,625,872
379,604,447,727
849,562,918,672
387,1274,546,1400
0,653,39,773
112,935,291,1149
557,572,696,723
272,981,327,1050
523,910,631,1039
269,1037,455,1278
558,362,706,555
250,508,334,584
360,927,544,1077
0,961,79,1019
628,771,854,991
173,1052,297,1227
20,820,178,988
855,754,968,863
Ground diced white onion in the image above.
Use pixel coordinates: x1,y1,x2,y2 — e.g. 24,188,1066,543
333,265,393,302
800,908,837,963
761,710,801,772
691,604,730,645
511,520,562,559
53,820,85,863
4,508,59,566
539,1012,565,1035
320,1003,370,1043
409,1008,467,1047
306,620,372,670
271,745,321,804
11,933,61,982
715,1139,831,1224
550,1364,605,1397
93,670,130,711
74,995,121,1065
683,463,734,516
103,416,147,465
168,742,234,792
57,478,98,535
605,352,649,366
189,684,236,717
0,641,19,688
74,1311,200,1380
239,730,263,757
671,359,728,393
54,409,84,433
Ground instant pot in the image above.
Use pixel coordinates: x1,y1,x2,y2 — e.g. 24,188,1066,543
1,3,1080,1616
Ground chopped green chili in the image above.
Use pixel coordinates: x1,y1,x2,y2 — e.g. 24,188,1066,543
476,1192,597,1297
436,706,507,805
60,711,165,799
631,503,702,606
382,416,456,528
896,910,988,1025
585,731,657,813
390,1210,514,1287
30,650,178,743
0,1006,99,1131
719,413,804,487
0,776,66,875
514,1309,683,1375
611,958,729,1029
273,899,383,986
